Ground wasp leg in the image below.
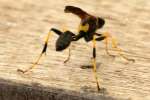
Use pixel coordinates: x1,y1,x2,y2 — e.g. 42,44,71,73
102,32,135,62
104,34,115,57
95,33,114,57
64,32,82,63
72,31,85,41
64,31,84,63
95,35,105,41
17,29,55,73
64,48,71,63
111,37,135,62
92,35,100,92
17,53,44,73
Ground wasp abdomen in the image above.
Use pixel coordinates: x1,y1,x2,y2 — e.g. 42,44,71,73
56,31,75,51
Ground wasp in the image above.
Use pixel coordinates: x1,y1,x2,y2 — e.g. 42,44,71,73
18,6,134,92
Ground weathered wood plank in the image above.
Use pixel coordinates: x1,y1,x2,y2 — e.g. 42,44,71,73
0,78,120,100
0,0,150,100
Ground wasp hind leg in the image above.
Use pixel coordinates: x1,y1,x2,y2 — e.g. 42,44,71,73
17,28,59,73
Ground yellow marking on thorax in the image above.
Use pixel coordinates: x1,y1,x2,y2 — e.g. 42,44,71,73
78,23,89,32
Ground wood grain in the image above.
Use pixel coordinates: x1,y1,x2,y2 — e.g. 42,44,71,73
0,0,150,100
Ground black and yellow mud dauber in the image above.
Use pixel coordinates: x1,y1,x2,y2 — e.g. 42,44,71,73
18,6,135,92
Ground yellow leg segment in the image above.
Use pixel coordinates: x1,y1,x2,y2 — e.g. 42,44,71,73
92,35,100,91
111,37,135,62
17,31,52,73
104,35,114,56
64,48,71,63
102,32,135,62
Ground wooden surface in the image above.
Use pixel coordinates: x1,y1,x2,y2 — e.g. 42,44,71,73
0,79,118,100
0,0,150,100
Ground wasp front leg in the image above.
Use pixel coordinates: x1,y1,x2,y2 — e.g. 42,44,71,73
102,32,135,62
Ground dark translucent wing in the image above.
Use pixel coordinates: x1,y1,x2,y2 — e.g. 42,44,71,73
64,6,89,19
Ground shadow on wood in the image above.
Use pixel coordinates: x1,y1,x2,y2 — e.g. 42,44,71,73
0,78,124,100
